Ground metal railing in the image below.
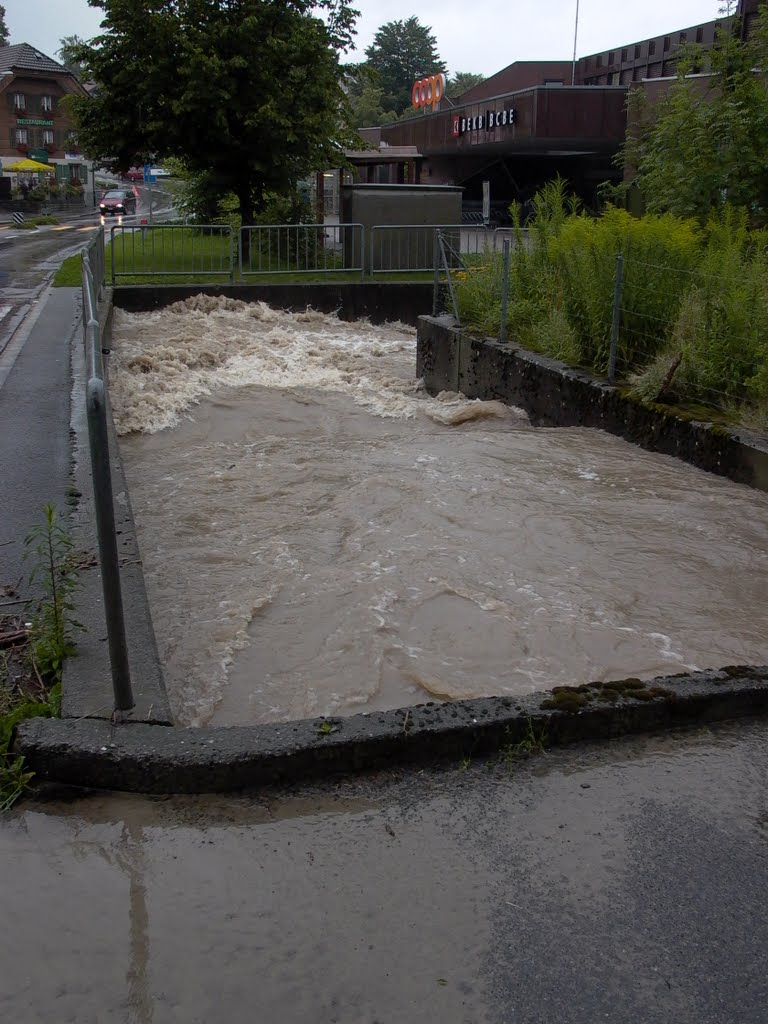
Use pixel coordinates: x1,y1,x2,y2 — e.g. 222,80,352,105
83,226,106,307
110,224,234,283
239,223,364,278
98,221,517,281
81,251,134,713
369,224,501,274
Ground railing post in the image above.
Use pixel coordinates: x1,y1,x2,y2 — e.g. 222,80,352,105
608,253,623,385
84,311,134,713
86,377,133,712
499,239,511,344
432,230,440,316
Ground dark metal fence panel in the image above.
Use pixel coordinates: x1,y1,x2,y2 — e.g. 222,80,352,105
110,224,234,283
239,223,365,278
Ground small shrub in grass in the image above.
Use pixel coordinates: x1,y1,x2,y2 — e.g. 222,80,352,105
527,305,581,365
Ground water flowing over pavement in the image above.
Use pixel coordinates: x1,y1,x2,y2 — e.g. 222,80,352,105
111,297,768,727
3,721,768,1024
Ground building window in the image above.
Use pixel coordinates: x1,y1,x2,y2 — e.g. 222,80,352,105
679,32,687,44
634,44,642,59
596,54,603,67
664,36,671,51
633,67,641,82
43,129,54,145
649,40,657,56
621,48,628,62
13,92,25,111
15,128,28,145
696,27,704,43
608,51,615,64
41,95,53,112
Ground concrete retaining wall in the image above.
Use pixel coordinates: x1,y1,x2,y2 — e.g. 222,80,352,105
113,282,434,327
417,317,768,491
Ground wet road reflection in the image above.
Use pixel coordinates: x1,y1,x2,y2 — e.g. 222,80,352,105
2,720,768,1023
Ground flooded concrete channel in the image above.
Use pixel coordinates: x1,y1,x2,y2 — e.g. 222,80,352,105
110,296,768,727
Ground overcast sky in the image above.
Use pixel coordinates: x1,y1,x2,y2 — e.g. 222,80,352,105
8,0,723,78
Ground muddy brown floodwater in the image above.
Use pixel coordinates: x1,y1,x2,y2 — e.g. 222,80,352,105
110,296,768,727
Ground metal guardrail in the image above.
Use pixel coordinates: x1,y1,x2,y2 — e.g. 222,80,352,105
110,224,234,283
81,251,134,713
239,223,364,278
83,226,106,307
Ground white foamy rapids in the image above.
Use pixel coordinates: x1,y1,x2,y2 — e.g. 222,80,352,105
109,296,528,434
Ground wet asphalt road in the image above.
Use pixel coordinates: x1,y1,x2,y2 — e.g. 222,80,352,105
1,719,767,1024
0,222,92,356
0,182,174,355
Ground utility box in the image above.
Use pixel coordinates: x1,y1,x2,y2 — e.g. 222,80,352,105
341,184,463,273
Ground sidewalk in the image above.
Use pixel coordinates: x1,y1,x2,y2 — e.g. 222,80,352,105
0,286,78,594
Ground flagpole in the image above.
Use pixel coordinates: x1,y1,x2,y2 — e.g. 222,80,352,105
572,0,581,85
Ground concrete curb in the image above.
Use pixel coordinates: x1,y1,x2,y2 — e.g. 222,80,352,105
14,667,768,793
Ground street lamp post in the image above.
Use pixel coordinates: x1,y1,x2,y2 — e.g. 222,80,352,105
572,0,581,86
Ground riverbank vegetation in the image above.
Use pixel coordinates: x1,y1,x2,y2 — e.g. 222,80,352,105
0,505,81,808
454,179,768,426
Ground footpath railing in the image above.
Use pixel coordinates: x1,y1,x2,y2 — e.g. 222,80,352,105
81,231,134,713
239,223,364,278
102,222,515,281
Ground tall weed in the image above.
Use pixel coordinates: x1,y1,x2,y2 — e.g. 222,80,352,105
454,181,768,423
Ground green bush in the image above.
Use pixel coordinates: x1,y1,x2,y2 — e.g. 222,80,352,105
454,178,768,424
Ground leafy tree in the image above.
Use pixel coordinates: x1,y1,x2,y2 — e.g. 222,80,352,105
622,1,768,222
364,17,446,114
67,0,358,229
0,5,8,47
343,64,398,128
57,35,87,78
445,71,485,100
